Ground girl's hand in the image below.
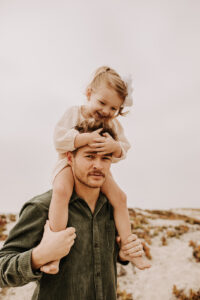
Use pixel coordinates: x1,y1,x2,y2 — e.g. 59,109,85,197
75,128,104,149
87,128,105,145
89,132,122,157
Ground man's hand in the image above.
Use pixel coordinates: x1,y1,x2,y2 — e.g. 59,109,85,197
32,220,76,270
116,234,144,261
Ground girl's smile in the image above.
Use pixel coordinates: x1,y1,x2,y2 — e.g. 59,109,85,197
86,83,123,121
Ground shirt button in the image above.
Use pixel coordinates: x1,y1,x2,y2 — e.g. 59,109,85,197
96,272,101,277
94,243,98,248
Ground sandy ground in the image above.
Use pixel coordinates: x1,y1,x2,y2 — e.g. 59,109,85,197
0,208,200,300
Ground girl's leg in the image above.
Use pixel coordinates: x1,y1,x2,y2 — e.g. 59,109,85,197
40,166,74,274
101,171,131,243
101,172,151,270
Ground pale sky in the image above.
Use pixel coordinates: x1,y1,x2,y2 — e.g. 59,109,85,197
0,0,200,213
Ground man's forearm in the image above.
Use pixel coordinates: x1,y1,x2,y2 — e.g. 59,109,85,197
31,245,48,270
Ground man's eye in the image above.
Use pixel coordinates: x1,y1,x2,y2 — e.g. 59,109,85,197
86,155,94,159
102,157,111,160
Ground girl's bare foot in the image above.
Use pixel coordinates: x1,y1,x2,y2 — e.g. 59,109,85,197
40,259,60,274
131,256,151,270
119,235,151,270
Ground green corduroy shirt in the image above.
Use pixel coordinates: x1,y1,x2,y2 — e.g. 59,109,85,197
0,190,128,300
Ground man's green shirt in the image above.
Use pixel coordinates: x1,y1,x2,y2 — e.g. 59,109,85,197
0,190,126,300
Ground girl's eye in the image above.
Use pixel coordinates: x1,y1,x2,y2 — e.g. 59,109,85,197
111,107,117,111
99,100,105,105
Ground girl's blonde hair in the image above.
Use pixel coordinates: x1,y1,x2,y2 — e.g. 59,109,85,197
86,66,129,116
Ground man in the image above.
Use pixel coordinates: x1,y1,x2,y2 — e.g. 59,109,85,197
0,120,144,300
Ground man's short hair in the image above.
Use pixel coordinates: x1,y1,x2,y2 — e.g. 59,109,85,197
74,119,118,141
71,119,118,156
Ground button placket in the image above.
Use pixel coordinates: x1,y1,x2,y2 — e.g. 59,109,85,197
92,217,103,300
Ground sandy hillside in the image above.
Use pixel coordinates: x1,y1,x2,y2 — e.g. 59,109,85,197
1,208,200,300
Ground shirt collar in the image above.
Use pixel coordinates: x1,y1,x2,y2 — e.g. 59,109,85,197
69,189,107,207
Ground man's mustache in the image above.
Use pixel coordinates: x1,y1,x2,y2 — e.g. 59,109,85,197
88,171,105,177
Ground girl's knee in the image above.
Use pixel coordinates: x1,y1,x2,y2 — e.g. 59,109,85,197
119,191,127,205
53,182,68,198
114,191,127,208
53,167,74,196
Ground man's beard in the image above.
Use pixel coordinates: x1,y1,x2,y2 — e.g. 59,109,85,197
74,169,105,189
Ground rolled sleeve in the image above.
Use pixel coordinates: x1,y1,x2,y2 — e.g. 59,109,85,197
54,128,79,153
53,106,80,154
111,119,131,163
0,198,49,287
18,249,42,281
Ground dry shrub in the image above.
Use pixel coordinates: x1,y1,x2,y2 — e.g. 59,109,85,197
175,225,189,235
129,209,152,246
133,230,152,246
0,287,9,300
0,215,7,241
142,241,152,259
128,208,199,257
145,209,200,225
189,240,200,262
8,214,16,222
161,235,167,246
0,215,7,227
117,285,133,300
172,285,200,299
117,265,127,277
166,230,178,238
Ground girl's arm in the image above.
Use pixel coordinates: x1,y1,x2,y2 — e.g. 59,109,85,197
111,118,131,163
74,128,104,148
74,133,90,148
53,106,80,153
88,120,130,160
54,106,102,153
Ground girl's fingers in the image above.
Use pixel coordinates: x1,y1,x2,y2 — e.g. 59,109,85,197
89,143,105,149
94,128,103,134
97,151,111,155
93,137,106,143
102,132,111,138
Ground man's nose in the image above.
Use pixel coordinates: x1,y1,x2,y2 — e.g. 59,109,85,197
93,158,103,170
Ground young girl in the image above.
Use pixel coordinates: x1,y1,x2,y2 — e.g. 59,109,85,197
41,66,151,273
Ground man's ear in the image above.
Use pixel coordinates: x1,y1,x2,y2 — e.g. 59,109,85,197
86,87,92,100
66,152,73,165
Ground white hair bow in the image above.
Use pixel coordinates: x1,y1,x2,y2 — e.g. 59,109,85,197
122,75,133,107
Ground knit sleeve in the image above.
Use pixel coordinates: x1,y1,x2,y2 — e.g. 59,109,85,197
112,119,131,163
53,106,80,153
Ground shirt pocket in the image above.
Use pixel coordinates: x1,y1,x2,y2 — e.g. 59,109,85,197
105,220,116,251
